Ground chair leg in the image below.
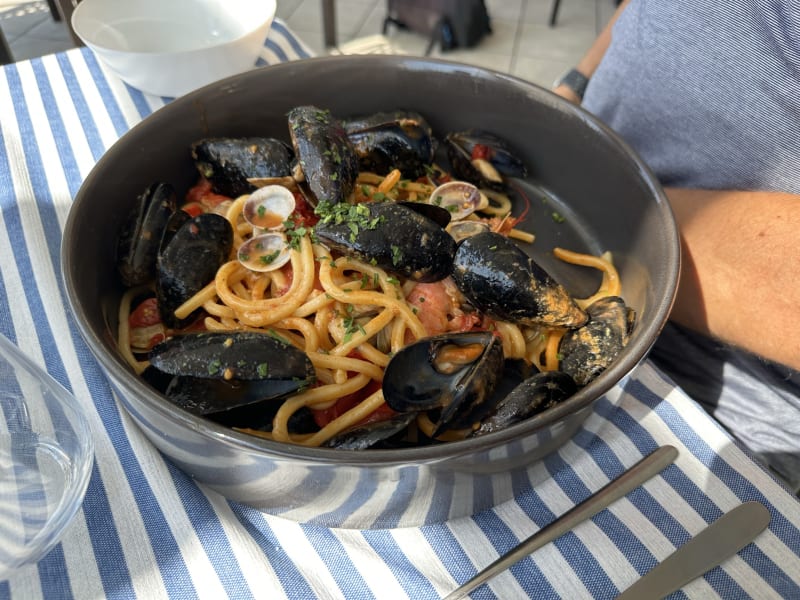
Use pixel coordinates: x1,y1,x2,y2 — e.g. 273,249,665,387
548,0,561,27
52,0,84,46
45,0,62,21
0,27,13,65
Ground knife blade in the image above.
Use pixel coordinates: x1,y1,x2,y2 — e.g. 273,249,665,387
616,501,771,599
442,445,679,600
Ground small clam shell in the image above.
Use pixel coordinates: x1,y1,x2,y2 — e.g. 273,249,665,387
238,232,292,272
446,219,490,242
428,181,488,220
242,185,296,230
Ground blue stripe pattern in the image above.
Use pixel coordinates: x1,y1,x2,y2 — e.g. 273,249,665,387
1,17,799,600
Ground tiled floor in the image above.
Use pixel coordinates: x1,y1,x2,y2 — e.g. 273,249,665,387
0,0,614,89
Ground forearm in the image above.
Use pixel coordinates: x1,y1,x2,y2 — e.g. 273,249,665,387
553,0,631,103
665,187,800,371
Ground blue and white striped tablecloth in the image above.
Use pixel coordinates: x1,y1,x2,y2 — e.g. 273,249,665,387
1,19,799,599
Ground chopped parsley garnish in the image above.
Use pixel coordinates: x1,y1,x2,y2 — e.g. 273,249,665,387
551,211,566,223
390,245,403,266
260,250,281,265
266,329,290,345
284,217,314,250
342,309,367,343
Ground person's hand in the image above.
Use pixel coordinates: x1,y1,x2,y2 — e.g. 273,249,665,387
552,84,582,104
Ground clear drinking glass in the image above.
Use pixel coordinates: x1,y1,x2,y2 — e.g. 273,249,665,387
0,333,94,579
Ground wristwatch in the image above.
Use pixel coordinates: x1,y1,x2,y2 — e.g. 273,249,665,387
553,68,590,100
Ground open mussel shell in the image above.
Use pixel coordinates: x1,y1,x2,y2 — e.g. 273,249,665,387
471,371,578,437
382,331,504,436
287,105,359,206
560,296,636,386
156,213,233,328
148,331,316,421
191,137,295,198
324,412,417,450
314,200,456,282
445,130,527,189
343,110,436,180
452,231,587,328
116,181,177,287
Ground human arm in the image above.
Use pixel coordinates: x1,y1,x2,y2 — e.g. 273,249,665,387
552,0,631,104
665,187,800,371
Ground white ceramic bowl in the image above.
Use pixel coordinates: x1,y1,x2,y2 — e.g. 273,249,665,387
71,0,276,97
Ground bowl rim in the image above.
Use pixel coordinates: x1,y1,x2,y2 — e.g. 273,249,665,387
71,0,277,56
62,54,680,466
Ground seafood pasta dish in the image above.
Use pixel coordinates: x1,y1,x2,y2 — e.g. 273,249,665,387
115,106,635,450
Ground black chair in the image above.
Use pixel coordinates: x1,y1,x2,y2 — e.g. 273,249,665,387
51,0,83,46
0,28,12,65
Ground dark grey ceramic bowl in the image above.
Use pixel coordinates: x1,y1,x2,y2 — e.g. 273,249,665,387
62,55,679,528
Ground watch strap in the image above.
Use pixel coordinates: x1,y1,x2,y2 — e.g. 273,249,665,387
555,68,590,100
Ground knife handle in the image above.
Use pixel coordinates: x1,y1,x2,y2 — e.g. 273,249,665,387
616,501,771,599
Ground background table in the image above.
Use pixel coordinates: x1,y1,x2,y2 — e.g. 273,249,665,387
1,18,799,600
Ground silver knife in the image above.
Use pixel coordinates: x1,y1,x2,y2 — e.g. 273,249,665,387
442,445,679,600
616,500,771,599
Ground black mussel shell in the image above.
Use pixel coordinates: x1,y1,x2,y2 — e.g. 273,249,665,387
324,412,417,450
287,106,359,206
382,331,504,435
314,201,456,283
149,331,316,422
559,296,635,386
452,231,587,328
344,110,436,180
471,371,578,437
117,182,177,287
156,213,233,328
399,201,452,229
191,137,295,198
445,130,527,189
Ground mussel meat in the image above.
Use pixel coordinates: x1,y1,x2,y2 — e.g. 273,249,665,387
559,295,635,386
314,200,456,283
287,106,359,206
191,137,295,198
343,110,436,180
382,331,504,436
148,331,316,425
451,231,587,328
